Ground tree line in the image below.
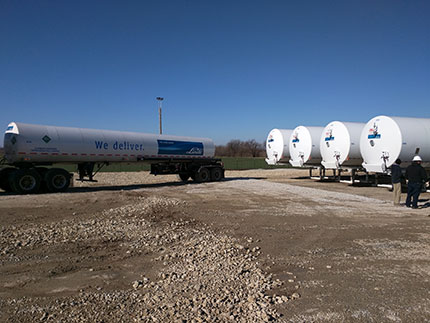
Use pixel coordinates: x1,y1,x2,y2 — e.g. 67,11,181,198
215,139,265,157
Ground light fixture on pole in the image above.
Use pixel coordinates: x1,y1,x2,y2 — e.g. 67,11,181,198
156,97,164,135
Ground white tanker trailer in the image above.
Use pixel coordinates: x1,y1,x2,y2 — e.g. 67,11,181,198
289,126,324,167
360,116,430,173
320,121,365,169
265,128,293,165
1,122,224,194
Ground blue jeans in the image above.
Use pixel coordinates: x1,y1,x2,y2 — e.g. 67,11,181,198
406,182,422,208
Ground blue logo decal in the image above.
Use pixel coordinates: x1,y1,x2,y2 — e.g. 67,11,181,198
158,140,204,155
368,134,381,139
268,138,274,143
368,123,380,139
325,136,335,141
6,126,13,131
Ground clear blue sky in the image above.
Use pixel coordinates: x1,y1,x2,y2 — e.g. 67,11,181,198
1,0,429,145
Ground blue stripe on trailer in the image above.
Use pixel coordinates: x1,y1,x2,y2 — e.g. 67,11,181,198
157,140,204,155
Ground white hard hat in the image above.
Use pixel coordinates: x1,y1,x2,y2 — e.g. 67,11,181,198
412,155,422,162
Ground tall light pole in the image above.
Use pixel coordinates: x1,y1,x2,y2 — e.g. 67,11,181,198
156,97,164,134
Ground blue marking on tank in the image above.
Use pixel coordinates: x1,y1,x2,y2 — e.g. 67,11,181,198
368,134,381,139
158,140,204,155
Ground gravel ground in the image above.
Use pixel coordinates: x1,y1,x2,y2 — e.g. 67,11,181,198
0,194,286,322
1,168,430,322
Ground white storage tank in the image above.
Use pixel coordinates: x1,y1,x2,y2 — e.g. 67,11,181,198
320,121,365,169
360,116,430,173
289,126,324,167
265,129,293,165
3,122,215,164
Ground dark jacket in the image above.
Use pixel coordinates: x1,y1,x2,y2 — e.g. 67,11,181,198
405,163,428,183
391,164,402,184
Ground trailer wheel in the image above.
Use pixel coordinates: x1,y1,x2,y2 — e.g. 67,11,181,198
178,173,190,182
194,167,210,183
0,168,15,192
210,167,224,181
35,167,49,177
35,167,49,192
9,169,41,194
45,168,71,193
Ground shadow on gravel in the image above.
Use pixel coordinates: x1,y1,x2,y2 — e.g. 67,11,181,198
292,176,352,180
222,177,265,182
68,177,265,193
0,177,265,195
418,199,430,209
292,175,365,184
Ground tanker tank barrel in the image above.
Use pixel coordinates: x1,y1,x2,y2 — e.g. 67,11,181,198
1,122,224,194
265,128,293,165
360,116,430,173
288,125,324,168
320,121,365,170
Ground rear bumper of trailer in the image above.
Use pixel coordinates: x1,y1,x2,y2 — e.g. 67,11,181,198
362,163,386,173
321,161,338,169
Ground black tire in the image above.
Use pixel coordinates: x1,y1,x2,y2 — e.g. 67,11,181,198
178,173,190,182
194,167,210,183
210,167,224,181
35,167,49,192
35,167,49,177
0,168,15,192
45,168,71,193
9,169,41,194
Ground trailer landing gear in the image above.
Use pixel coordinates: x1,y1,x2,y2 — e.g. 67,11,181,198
77,162,108,182
78,163,96,182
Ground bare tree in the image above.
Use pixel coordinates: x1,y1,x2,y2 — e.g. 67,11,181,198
245,140,261,157
226,140,242,157
215,139,264,157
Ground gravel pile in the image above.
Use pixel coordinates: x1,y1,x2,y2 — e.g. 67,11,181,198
0,196,288,322
72,172,178,187
0,196,183,256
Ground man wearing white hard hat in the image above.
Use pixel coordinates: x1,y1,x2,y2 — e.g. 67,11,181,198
405,155,428,209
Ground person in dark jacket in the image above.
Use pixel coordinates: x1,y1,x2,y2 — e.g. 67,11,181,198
391,158,402,205
405,156,428,208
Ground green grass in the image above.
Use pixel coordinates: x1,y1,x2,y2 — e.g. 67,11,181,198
1,156,290,172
